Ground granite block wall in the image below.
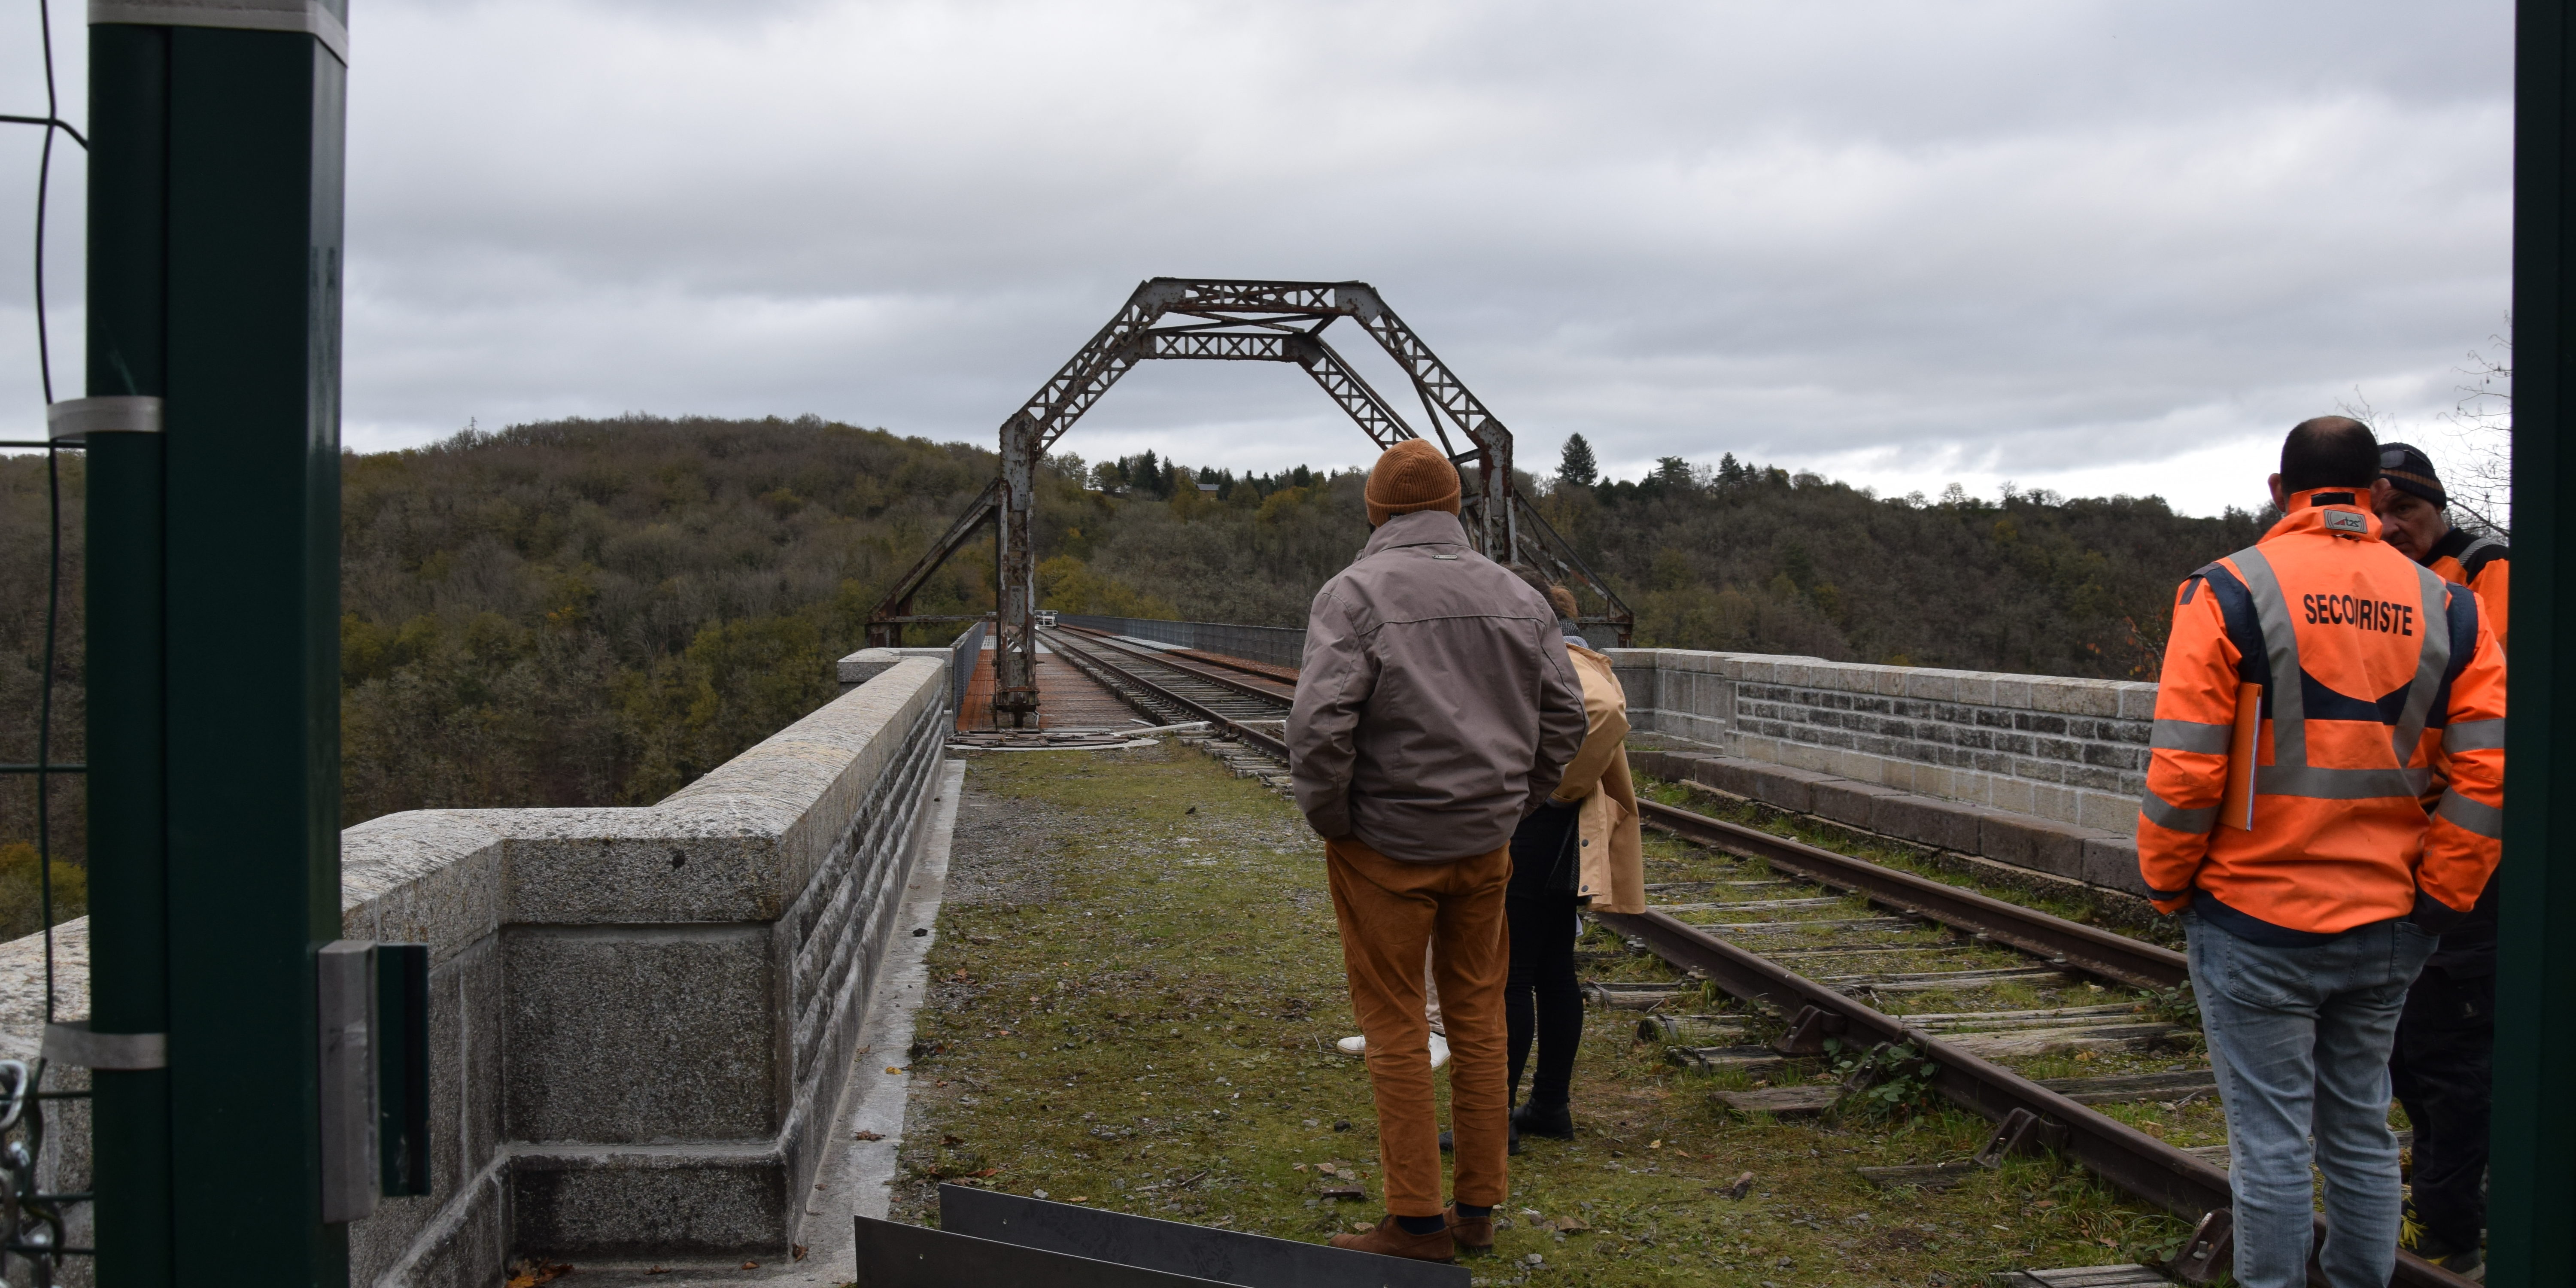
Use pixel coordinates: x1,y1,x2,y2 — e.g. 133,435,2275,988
1608,649,2158,898
1607,649,2157,836
0,654,955,1288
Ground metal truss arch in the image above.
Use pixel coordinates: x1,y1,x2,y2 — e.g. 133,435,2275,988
867,278,1634,725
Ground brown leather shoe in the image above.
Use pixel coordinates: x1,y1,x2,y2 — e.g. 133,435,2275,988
1329,1214,1456,1263
1444,1204,1495,1254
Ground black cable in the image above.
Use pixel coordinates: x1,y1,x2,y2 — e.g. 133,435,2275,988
22,0,86,1029
34,0,61,404
0,117,83,150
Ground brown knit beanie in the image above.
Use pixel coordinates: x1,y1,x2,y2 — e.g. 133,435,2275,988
1365,439,1461,526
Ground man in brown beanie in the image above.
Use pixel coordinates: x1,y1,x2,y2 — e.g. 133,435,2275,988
1288,438,1588,1262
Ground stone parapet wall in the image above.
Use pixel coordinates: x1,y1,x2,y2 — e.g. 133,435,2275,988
1605,649,2156,837
0,655,956,1288
1606,648,2156,899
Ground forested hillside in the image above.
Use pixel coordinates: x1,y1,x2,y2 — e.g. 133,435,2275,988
0,415,2272,936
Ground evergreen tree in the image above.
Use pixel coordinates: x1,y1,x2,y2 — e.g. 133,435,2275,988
1557,433,1599,488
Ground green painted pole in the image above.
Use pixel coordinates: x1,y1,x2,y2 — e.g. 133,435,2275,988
2492,2,2576,1282
83,23,172,1285
84,4,351,1282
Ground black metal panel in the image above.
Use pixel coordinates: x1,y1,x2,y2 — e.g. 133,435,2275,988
853,1214,1233,1288
938,1185,1469,1288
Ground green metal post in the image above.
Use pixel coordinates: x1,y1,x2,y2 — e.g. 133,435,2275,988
83,23,172,1284
2493,2,2576,1282
84,4,351,1282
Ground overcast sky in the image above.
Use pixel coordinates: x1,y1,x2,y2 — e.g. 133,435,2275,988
0,0,2515,516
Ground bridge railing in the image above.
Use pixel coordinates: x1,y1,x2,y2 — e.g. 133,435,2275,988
948,616,989,707
0,653,959,1286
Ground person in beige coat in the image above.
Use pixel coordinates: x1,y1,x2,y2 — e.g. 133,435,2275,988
1504,577,1644,1147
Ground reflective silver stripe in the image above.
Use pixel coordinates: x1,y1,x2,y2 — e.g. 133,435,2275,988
2390,563,2452,766
2150,719,2234,754
2141,789,2219,834
2443,719,2506,752
2457,536,2501,565
2256,763,2433,800
91,0,347,63
2435,790,2505,839
2228,548,2309,766
46,395,161,441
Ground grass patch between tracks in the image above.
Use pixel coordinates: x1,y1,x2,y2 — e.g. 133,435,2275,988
1628,772,2184,950
894,741,2197,1285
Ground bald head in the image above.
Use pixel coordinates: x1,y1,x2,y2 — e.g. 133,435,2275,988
2280,416,2380,494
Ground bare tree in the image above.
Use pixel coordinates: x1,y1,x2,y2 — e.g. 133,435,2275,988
2334,328,2512,541
2438,328,2512,540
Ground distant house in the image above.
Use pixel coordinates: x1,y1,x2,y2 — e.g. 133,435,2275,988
1198,483,1221,494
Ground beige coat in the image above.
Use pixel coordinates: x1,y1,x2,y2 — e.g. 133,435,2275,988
1555,643,1645,913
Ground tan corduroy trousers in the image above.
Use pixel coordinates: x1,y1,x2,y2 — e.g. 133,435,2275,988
1325,836,1511,1216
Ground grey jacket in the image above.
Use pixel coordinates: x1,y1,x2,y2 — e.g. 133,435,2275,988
1288,510,1589,861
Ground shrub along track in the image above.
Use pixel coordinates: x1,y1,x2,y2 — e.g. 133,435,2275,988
1604,794,2470,1288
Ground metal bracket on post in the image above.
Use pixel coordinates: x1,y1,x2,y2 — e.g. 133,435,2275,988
375,942,431,1198
44,395,162,443
316,940,377,1225
88,0,351,64
316,940,432,1222
39,1021,167,1070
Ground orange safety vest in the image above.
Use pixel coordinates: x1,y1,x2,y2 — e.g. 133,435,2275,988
2423,526,2510,650
2137,489,2507,940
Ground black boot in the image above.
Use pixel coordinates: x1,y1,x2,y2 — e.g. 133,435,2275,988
1511,1100,1574,1140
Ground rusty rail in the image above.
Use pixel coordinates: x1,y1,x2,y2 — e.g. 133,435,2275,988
1637,796,2187,990
1610,799,2473,1288
1039,628,1291,760
1054,625,1297,705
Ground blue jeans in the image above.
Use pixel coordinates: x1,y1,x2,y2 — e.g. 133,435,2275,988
2185,910,2436,1288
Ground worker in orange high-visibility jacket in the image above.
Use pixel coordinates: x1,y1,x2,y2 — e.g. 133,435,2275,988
2375,440,2509,649
2139,417,2505,1288
2371,441,2509,1274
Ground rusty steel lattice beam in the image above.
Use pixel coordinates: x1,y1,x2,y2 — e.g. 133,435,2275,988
868,278,1635,726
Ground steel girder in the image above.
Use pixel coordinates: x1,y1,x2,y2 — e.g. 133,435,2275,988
866,278,1635,725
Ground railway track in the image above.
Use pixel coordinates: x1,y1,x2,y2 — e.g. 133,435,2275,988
1604,796,2469,1288
1039,626,1294,762
1031,628,2464,1286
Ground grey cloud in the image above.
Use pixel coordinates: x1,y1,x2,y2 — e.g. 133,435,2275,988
0,0,2512,518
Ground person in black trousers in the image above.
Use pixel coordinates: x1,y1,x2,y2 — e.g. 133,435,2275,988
1503,778,1584,1146
1501,572,1644,1147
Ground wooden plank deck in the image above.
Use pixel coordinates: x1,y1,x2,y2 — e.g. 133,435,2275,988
954,641,1142,731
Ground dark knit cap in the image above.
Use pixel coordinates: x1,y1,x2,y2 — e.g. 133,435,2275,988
2379,442,2447,508
1365,439,1462,526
